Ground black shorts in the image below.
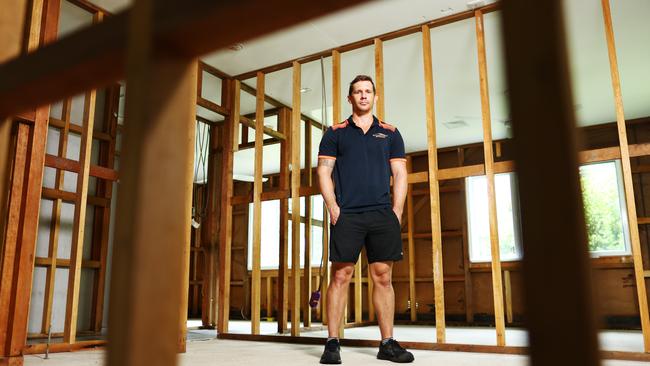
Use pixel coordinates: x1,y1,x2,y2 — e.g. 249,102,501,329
329,207,403,264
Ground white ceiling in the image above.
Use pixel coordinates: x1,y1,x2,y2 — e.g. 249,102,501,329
71,0,650,178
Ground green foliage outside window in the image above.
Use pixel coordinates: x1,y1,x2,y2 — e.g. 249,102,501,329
579,162,627,253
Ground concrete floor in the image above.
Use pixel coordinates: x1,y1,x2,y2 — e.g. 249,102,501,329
22,321,649,365
23,338,649,366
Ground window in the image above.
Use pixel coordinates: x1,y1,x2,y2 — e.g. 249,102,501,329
247,195,327,270
579,160,630,256
466,173,522,263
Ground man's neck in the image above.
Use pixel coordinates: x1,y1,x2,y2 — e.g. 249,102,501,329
351,111,374,129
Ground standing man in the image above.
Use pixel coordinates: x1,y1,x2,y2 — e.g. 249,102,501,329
317,75,413,364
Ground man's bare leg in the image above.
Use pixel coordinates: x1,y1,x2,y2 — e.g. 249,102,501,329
369,261,395,340
327,262,355,337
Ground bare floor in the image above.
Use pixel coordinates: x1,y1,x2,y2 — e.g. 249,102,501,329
23,338,649,366
23,321,649,365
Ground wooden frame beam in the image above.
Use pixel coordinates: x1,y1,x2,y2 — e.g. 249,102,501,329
501,0,600,364
0,0,370,118
406,157,417,322
105,0,197,362
475,10,506,346
302,118,313,328
251,72,265,335
601,0,650,351
290,61,302,336
421,24,446,344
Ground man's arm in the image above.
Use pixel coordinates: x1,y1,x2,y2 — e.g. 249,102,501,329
317,158,341,225
390,160,408,224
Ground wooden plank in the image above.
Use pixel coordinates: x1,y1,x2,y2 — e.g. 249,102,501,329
44,154,118,181
332,50,341,125
196,96,229,117
406,157,417,322
321,204,330,325
504,270,513,324
290,61,302,336
303,120,312,328
239,115,285,141
42,97,70,335
407,171,428,184
500,0,600,364
218,80,239,334
0,0,370,118
374,38,385,120
458,150,474,323
639,217,650,225
475,10,506,346
92,83,120,332
266,276,272,319
277,107,290,333
63,88,97,344
421,24,446,343
601,0,650,351
0,124,30,360
354,259,362,323
104,0,197,361
251,72,265,335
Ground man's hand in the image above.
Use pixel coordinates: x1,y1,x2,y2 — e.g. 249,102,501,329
392,207,403,225
329,205,342,225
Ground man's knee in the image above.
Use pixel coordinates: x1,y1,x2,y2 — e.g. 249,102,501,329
370,263,393,288
331,263,354,286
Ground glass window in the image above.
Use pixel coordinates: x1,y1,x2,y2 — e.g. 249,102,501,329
579,160,630,256
466,173,522,262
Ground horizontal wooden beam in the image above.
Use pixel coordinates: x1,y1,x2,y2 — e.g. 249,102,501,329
235,3,501,80
0,0,370,118
34,257,101,269
44,154,118,181
240,115,285,140
41,187,110,207
197,96,229,116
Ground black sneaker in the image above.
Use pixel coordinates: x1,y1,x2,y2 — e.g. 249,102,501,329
320,338,342,364
377,339,414,363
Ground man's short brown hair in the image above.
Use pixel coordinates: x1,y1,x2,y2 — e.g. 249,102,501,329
348,75,376,96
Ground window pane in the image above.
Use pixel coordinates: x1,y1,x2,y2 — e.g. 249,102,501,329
579,161,629,254
467,173,521,262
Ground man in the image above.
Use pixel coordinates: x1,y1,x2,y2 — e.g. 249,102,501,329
317,75,413,364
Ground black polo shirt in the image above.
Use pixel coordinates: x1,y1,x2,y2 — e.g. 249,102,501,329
318,115,406,213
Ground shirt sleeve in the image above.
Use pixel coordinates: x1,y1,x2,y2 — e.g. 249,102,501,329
318,127,337,160
389,129,406,161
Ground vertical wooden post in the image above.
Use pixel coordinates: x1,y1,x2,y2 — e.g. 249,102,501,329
218,79,238,334
406,157,417,322
303,120,312,327
354,259,362,323
1,0,52,362
266,276,272,319
42,98,70,335
601,0,650,351
421,24,446,344
291,61,302,336
501,0,600,364
332,50,341,125
321,207,329,325
475,10,506,346
374,38,385,121
251,72,265,335
504,270,513,324
63,88,97,344
277,107,290,333
105,0,197,364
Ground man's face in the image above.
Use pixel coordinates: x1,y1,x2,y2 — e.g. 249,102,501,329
347,80,377,114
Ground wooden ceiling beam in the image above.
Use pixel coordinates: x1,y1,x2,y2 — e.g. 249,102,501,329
0,0,371,118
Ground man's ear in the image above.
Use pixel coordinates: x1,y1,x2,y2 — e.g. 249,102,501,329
347,95,353,104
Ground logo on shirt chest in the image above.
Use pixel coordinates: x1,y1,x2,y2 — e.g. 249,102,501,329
372,132,388,139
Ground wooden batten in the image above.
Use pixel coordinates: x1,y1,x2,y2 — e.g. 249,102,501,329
354,259,362,324
251,72,265,335
105,0,197,362
500,0,600,364
406,157,417,322
374,38,385,121
332,50,341,125
290,61,302,336
218,79,239,334
421,24,446,343
277,107,290,333
63,89,97,344
475,10,506,346
303,120,312,328
600,0,650,351
42,98,70,335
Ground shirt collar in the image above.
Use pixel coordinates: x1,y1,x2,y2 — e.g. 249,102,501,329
347,115,379,129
